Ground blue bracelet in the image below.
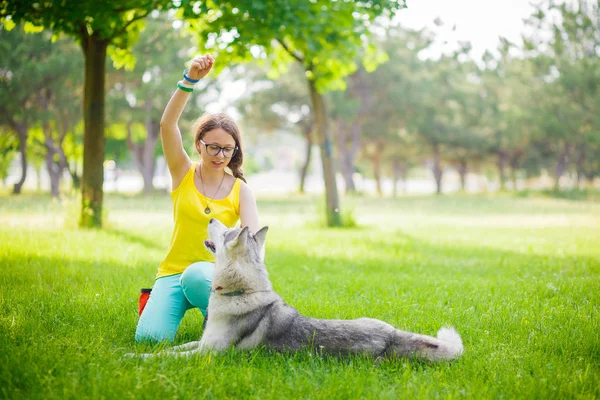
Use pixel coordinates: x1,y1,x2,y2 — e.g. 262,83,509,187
183,69,200,83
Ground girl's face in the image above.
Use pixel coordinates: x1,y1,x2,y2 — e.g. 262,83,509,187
196,128,237,172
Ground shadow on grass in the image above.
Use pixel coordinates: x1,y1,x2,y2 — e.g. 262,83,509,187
105,228,164,250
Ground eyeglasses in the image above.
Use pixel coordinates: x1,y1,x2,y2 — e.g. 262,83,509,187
200,139,238,158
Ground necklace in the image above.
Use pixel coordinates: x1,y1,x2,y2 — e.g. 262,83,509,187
198,165,225,215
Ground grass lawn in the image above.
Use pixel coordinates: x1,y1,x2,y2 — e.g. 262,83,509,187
1,191,599,399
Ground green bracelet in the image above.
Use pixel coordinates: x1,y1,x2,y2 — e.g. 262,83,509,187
177,83,194,93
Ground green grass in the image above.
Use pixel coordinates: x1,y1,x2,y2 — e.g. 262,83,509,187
1,191,599,399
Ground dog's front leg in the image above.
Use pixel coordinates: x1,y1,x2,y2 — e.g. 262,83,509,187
124,341,202,359
199,334,234,353
199,317,236,352
155,348,203,358
158,341,203,358
169,341,201,352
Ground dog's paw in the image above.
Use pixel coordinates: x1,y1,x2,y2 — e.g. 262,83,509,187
123,352,137,358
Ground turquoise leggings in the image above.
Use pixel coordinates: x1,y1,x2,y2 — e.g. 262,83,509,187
135,262,213,342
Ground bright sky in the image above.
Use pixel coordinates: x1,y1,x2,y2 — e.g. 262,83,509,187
395,0,538,61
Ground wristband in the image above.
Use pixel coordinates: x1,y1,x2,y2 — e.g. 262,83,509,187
178,80,195,89
177,82,194,93
183,68,200,83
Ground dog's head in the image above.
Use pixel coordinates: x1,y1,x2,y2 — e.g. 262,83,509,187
204,218,268,265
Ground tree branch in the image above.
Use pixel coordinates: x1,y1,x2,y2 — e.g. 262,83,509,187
32,137,50,153
276,38,305,64
113,9,153,38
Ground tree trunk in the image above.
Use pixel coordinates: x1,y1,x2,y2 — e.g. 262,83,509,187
575,143,585,189
432,143,443,195
55,145,70,191
348,122,360,191
399,161,408,195
127,101,160,195
307,79,341,227
298,121,313,194
43,125,61,198
372,143,384,196
392,159,399,198
45,151,60,198
553,142,572,191
457,160,467,191
80,34,108,228
40,89,62,198
509,148,524,191
12,122,28,195
142,101,159,195
58,109,79,191
36,164,42,192
585,174,594,188
497,150,507,191
335,119,356,194
392,159,407,197
69,160,81,191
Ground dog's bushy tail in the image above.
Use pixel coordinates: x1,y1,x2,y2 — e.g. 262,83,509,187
392,326,464,361
434,326,464,360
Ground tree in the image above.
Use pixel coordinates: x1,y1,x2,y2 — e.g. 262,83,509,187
328,85,362,194
2,0,178,226
523,0,600,190
0,128,17,187
106,14,197,195
0,23,51,194
356,27,433,195
235,63,314,193
410,51,467,195
187,0,406,226
36,38,83,197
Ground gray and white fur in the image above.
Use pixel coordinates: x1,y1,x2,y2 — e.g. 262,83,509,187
129,219,464,361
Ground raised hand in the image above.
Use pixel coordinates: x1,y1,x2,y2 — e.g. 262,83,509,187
185,54,215,82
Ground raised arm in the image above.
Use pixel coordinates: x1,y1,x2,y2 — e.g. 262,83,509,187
160,54,214,189
239,182,260,234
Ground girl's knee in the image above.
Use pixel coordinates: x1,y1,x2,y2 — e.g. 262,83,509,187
180,262,213,290
180,262,213,310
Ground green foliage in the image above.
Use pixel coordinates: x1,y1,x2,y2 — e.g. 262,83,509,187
0,25,53,123
522,0,600,169
0,1,173,50
236,62,311,136
187,0,406,92
0,129,17,181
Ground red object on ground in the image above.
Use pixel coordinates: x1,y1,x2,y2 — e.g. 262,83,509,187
139,288,152,316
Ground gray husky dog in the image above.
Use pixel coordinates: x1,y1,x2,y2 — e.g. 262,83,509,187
131,219,464,361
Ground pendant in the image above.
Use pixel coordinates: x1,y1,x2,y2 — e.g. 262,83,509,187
204,207,211,214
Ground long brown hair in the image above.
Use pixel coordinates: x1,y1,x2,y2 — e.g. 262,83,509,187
193,113,246,183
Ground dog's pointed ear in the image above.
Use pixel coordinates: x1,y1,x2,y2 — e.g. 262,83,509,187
229,225,250,249
253,226,268,263
253,226,268,247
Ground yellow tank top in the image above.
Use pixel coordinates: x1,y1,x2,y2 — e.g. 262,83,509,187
157,162,241,278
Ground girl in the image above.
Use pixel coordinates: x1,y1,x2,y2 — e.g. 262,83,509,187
135,54,260,342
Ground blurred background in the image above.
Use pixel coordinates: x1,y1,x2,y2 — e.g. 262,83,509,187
1,0,599,225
